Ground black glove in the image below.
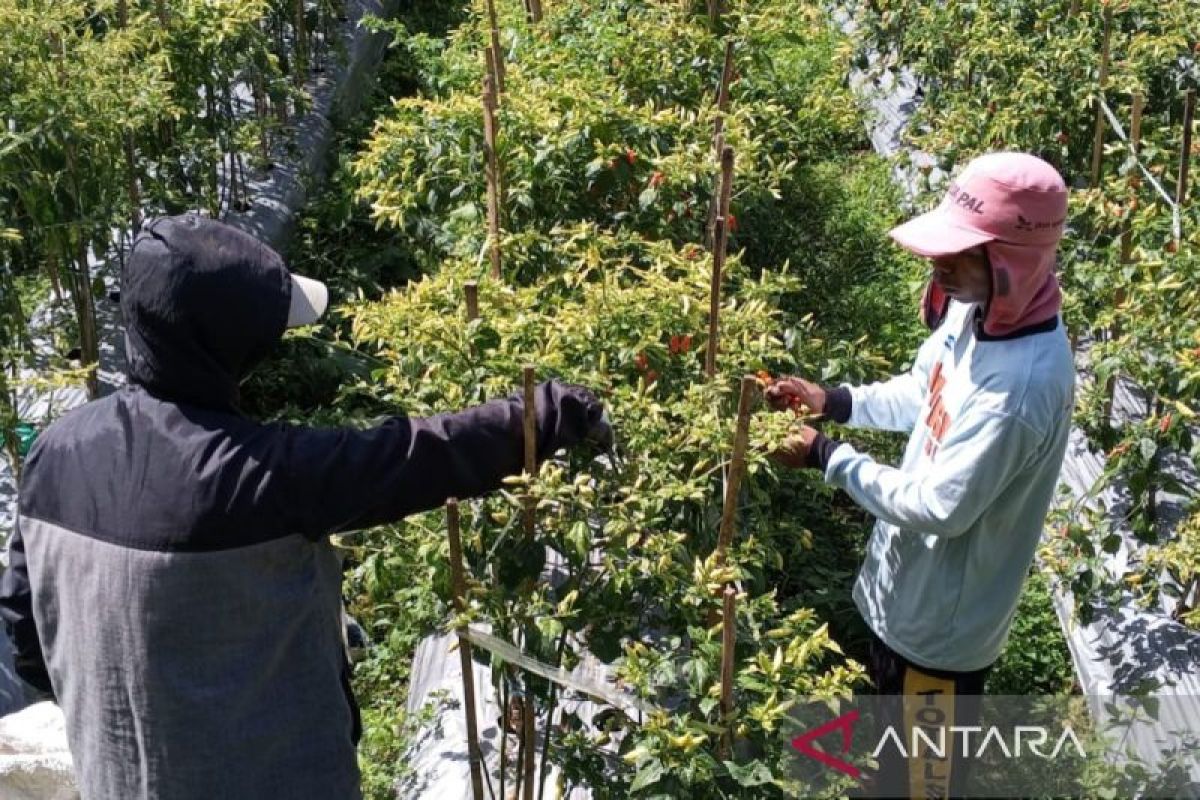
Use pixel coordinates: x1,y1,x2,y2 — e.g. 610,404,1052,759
534,381,612,459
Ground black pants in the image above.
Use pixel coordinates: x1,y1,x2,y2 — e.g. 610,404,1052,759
865,633,992,800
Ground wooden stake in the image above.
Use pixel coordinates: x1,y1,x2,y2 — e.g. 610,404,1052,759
523,695,537,800
1119,93,1145,264
712,40,735,142
716,145,735,226
498,678,509,800
715,376,757,561
523,365,537,538
1089,7,1113,188
705,147,736,377
704,132,725,248
1177,89,1195,208
1108,94,1145,424
527,0,543,24
485,0,506,94
707,0,723,27
705,217,727,378
465,281,480,321
483,73,502,280
719,585,737,759
446,500,486,800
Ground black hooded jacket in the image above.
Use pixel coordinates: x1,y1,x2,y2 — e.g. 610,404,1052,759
0,215,603,799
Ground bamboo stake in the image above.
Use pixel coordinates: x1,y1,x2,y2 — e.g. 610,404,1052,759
705,216,727,379
292,0,308,88
125,132,142,233
523,695,537,800
704,132,725,248
1089,7,1113,188
707,0,723,27
712,40,736,142
465,281,480,321
526,0,543,24
715,376,757,561
485,46,500,107
486,0,506,94
446,500,486,800
716,145,735,229
719,585,737,759
705,147,736,377
523,364,538,538
499,678,509,800
1177,89,1195,208
1119,93,1145,263
483,73,503,280
521,364,539,798
1108,94,1144,425
703,47,735,243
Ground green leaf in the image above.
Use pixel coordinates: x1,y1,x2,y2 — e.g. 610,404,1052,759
630,759,664,792
566,519,591,563
724,759,774,787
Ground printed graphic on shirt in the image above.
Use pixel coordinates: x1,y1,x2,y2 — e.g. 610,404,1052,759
924,360,952,460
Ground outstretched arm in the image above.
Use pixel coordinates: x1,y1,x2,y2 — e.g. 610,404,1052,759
282,381,607,538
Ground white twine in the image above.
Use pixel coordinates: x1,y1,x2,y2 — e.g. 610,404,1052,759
1097,95,1183,243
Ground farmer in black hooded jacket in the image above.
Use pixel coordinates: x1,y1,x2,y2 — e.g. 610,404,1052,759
0,214,609,799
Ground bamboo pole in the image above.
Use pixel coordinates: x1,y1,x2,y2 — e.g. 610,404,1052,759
485,46,500,107
705,146,736,378
712,40,735,141
523,365,537,538
705,216,727,379
527,0,543,24
704,46,735,243
719,585,737,759
522,694,537,800
1177,89,1195,208
1119,93,1145,263
446,500,486,800
715,376,757,561
520,365,539,799
486,0,506,94
1107,94,1144,426
292,0,308,88
704,132,726,248
1089,7,1113,188
498,678,509,800
716,145,735,229
707,0,723,27
465,281,480,321
483,72,503,280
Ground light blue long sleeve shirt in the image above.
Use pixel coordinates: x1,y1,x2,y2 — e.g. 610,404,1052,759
825,301,1075,672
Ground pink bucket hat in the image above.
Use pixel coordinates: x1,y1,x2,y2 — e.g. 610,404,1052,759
890,152,1069,336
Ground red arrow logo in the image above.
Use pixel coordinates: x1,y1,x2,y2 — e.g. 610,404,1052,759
790,709,862,779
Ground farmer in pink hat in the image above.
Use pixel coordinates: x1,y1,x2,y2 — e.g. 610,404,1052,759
768,152,1075,796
